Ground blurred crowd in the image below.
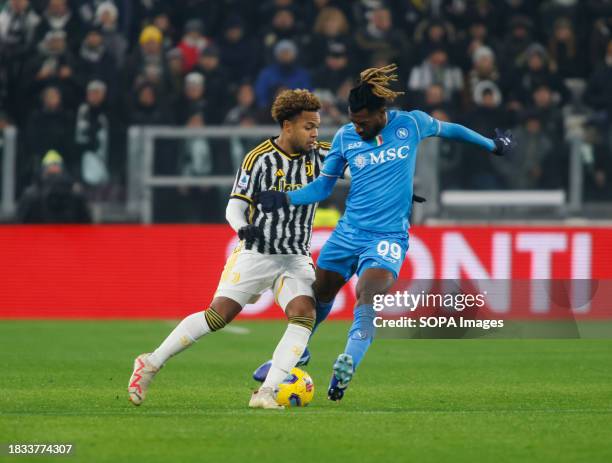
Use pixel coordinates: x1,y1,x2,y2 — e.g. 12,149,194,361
1,0,612,222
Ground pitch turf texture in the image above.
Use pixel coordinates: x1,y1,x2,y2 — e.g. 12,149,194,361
1,321,611,463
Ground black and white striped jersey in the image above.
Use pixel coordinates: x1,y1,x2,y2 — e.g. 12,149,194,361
230,137,331,255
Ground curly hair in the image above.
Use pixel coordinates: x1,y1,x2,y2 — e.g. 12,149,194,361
271,89,321,126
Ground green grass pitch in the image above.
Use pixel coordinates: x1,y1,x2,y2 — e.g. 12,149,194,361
1,320,611,463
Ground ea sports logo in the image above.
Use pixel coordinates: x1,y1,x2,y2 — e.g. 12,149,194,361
396,127,409,139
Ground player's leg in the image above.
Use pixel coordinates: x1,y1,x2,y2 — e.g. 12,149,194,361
250,256,317,409
252,233,355,382
128,297,242,406
328,234,408,400
312,266,347,331
129,245,271,406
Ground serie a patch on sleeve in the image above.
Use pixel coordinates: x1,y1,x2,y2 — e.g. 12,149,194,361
238,172,250,188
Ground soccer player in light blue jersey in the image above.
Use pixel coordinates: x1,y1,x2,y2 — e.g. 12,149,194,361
256,64,516,401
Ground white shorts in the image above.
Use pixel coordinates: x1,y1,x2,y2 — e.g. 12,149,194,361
214,244,315,310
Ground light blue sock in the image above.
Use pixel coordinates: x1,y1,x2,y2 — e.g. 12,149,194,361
343,304,376,370
312,299,334,334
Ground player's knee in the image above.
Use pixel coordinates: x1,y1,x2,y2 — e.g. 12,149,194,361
204,307,227,332
286,297,315,331
285,296,316,319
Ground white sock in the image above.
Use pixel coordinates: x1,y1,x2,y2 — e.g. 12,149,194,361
148,312,211,368
262,323,311,389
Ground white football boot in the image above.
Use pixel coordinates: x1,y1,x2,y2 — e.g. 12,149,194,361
249,387,284,410
128,353,160,406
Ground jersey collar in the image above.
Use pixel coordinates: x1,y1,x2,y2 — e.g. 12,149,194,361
270,137,304,160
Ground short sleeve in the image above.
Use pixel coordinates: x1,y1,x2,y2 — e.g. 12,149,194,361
410,110,442,140
230,153,264,203
321,128,346,177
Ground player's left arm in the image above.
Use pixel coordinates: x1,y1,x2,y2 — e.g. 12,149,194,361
257,128,346,212
411,110,516,155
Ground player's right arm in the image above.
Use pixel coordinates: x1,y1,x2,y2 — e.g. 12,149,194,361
258,129,346,212
228,146,266,242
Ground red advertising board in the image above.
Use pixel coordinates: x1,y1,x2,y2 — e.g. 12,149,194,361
0,225,611,319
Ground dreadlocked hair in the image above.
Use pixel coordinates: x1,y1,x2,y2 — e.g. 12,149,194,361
349,63,404,112
359,64,404,101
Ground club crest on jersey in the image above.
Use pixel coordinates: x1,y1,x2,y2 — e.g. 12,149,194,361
396,127,409,139
354,154,368,169
238,172,250,188
305,161,313,177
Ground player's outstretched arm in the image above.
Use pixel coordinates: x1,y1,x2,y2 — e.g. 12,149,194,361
257,175,338,212
438,122,516,156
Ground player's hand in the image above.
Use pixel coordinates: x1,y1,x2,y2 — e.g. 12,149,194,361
256,190,289,212
493,128,516,156
238,224,261,246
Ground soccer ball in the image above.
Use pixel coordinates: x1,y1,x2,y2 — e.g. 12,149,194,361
275,367,314,407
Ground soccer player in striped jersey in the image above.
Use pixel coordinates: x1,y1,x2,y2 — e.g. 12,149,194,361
257,65,516,401
128,89,330,409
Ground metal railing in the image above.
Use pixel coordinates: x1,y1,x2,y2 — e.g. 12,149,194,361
1,127,17,219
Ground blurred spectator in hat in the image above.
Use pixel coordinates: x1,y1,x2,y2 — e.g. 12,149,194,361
193,45,230,123
24,86,75,176
354,5,407,64
261,8,304,63
124,25,169,92
464,45,501,108
0,0,40,59
408,47,463,106
548,16,585,79
17,149,92,224
498,15,534,73
34,0,81,51
75,80,110,191
585,38,612,116
456,20,496,72
77,25,117,97
254,39,311,109
174,72,207,125
129,81,168,125
22,29,80,111
177,19,210,73
306,6,354,68
312,40,352,94
219,15,258,85
514,43,570,105
94,1,127,68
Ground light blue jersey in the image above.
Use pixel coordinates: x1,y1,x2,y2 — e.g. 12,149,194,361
322,109,442,233
287,108,494,278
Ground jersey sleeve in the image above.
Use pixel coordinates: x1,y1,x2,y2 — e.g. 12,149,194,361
320,128,347,177
409,110,442,140
230,151,264,204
